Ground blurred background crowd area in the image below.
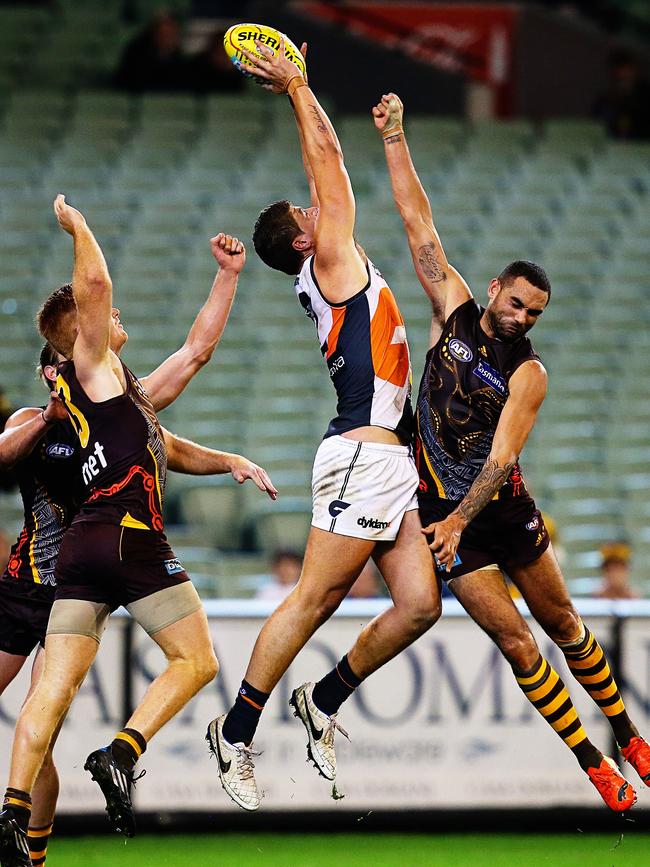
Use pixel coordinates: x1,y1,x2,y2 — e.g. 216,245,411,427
0,0,649,600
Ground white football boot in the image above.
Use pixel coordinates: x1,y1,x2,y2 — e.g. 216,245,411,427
290,682,350,781
206,715,262,811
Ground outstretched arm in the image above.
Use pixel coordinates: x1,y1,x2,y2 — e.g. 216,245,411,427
293,43,319,209
243,39,366,299
373,94,471,337
54,195,112,364
53,195,121,399
423,360,548,571
162,429,278,500
0,397,69,469
140,234,244,412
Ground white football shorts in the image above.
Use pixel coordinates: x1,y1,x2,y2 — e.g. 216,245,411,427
311,435,419,542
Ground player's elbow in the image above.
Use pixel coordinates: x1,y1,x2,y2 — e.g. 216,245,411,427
395,198,421,226
182,338,216,371
312,138,345,169
191,343,216,369
80,273,112,298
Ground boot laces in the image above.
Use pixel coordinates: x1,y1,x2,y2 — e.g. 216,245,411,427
235,744,261,781
323,714,350,748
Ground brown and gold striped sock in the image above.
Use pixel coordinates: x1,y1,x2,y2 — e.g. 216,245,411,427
111,728,147,772
514,655,602,771
28,823,53,866
2,787,32,832
559,624,637,749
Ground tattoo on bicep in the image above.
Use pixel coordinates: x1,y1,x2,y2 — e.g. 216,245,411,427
457,458,515,524
418,242,447,284
308,103,328,134
384,133,403,145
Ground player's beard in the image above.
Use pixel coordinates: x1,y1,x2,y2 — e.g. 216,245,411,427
485,307,527,342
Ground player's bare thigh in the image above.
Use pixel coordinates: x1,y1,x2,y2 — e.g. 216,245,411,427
449,566,540,669
374,509,440,616
148,606,216,668
508,545,582,643
292,526,376,610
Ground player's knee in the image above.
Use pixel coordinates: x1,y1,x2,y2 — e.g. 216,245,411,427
407,591,441,635
549,607,582,644
498,630,538,669
310,586,348,625
180,647,219,688
296,583,346,624
314,595,343,625
195,651,219,687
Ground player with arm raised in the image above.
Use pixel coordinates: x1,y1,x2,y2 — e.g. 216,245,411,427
374,92,650,811
0,198,277,867
205,41,441,812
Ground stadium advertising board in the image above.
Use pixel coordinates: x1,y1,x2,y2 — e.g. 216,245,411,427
304,2,517,114
4,602,647,814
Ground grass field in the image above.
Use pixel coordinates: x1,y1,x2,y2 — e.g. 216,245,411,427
47,832,650,866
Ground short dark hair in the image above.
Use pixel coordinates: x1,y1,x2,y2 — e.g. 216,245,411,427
252,200,304,275
36,284,77,358
497,260,551,300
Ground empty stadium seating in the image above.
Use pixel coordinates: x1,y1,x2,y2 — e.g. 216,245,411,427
0,6,648,596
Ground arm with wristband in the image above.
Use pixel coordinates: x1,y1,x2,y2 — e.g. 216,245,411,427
240,38,368,303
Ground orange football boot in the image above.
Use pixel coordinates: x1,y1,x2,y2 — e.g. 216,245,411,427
587,757,636,811
622,736,650,785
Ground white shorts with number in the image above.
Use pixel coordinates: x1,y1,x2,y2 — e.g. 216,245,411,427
311,435,419,542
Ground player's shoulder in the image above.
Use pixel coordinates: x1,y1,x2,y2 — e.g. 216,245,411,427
3,406,42,430
447,297,480,328
509,357,548,400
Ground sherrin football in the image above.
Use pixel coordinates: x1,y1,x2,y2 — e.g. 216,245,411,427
223,23,306,83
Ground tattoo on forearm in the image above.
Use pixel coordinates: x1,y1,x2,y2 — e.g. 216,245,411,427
308,103,328,134
384,133,403,145
418,242,447,284
456,458,515,524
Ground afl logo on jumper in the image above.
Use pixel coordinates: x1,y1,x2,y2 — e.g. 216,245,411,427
526,516,540,531
449,338,473,363
328,500,351,518
46,443,75,459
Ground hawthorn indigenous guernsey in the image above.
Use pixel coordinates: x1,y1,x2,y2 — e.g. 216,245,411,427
56,359,167,532
416,299,549,578
295,253,419,541
0,420,81,655
50,358,199,634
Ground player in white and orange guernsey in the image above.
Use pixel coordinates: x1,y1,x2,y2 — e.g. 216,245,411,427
206,41,441,811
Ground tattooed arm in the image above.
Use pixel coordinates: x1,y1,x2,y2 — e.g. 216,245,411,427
373,93,472,341
422,360,548,571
